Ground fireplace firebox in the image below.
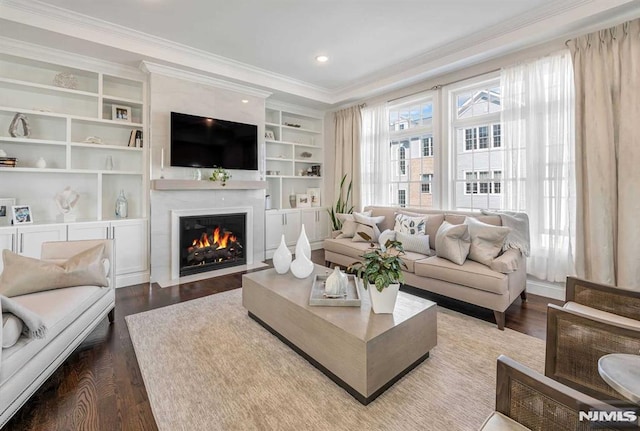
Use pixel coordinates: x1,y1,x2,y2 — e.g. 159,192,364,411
179,213,246,276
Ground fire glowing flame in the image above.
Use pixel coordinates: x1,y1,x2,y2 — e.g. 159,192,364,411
190,227,236,251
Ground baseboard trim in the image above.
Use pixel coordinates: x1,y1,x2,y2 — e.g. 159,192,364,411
526,278,565,301
116,271,150,288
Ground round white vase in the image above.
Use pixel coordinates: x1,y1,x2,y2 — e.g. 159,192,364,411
325,266,348,296
368,283,400,314
36,157,47,169
290,251,314,279
273,234,292,274
295,225,311,260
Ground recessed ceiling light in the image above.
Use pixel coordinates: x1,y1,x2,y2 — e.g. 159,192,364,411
241,99,249,104
315,55,329,63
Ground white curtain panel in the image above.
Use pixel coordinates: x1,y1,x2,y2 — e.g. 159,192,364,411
334,106,362,210
361,103,391,207
501,50,576,282
569,20,640,289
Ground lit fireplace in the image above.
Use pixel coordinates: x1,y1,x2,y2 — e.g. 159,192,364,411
179,213,246,276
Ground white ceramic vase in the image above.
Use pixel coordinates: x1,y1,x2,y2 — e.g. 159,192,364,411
368,283,400,314
325,266,348,296
36,157,47,169
290,251,314,279
273,234,292,274
295,225,311,260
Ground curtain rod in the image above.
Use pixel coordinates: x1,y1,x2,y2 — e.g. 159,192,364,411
387,67,501,103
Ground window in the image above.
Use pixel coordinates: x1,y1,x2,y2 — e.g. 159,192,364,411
453,79,503,210
422,136,433,157
421,174,433,193
388,96,436,208
398,190,406,207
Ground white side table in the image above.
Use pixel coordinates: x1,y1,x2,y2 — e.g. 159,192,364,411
598,353,640,404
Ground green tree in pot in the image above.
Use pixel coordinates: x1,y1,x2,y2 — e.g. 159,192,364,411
348,233,406,314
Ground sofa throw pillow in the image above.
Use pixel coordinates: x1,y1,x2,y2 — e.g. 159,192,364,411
336,211,372,239
394,213,426,235
378,229,396,250
464,217,511,266
2,314,23,348
352,214,385,243
396,232,431,256
0,244,109,297
435,221,471,265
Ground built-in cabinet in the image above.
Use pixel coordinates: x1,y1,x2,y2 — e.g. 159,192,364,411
264,103,328,258
0,219,147,286
0,51,149,286
265,208,329,258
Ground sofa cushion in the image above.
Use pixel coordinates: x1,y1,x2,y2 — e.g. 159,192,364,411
435,222,471,265
324,238,376,260
396,232,431,256
0,285,109,385
2,314,23,349
352,213,385,242
336,211,371,239
465,217,511,266
394,213,426,235
445,214,502,226
399,251,431,273
0,245,108,297
397,210,444,250
414,256,508,294
378,229,396,249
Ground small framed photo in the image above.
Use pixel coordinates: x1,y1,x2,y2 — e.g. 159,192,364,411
0,198,16,222
265,130,275,140
12,205,33,224
307,188,321,207
296,194,311,208
112,105,132,122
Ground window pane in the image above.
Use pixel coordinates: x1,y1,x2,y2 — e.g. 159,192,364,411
492,124,501,147
478,126,488,149
457,93,472,119
389,110,399,131
489,86,501,113
410,105,420,128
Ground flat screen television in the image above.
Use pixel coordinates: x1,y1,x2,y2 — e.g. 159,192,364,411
171,112,258,170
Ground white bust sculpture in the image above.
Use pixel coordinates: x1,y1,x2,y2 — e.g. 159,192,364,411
55,187,80,221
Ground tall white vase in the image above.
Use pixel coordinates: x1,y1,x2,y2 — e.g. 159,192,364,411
273,234,292,274
295,225,311,260
290,250,314,279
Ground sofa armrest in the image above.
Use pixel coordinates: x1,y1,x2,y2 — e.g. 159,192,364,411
566,276,640,320
41,239,115,289
490,248,522,274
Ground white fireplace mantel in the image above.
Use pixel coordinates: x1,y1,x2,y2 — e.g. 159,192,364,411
152,179,267,190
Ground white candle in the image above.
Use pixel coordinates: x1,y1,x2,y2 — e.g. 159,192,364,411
160,147,164,170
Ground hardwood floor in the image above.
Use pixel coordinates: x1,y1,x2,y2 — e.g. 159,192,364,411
4,250,562,430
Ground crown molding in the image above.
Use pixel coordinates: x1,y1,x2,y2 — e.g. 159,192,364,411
140,61,272,99
0,36,144,80
266,100,325,119
0,0,333,103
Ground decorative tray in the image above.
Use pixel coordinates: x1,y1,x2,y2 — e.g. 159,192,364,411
309,273,361,307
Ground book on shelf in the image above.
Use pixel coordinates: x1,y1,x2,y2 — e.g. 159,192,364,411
128,129,137,147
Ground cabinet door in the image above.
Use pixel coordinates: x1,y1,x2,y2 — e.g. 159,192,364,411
283,211,301,245
18,225,67,259
67,221,110,241
111,219,147,275
0,227,17,274
317,210,330,241
265,212,284,250
301,210,318,242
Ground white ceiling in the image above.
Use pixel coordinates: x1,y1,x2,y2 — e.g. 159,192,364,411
1,0,640,107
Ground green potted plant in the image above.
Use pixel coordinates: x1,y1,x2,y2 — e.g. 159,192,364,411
348,233,406,314
327,174,353,236
209,167,231,186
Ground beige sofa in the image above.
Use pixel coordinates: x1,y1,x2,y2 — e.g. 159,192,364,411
323,206,527,329
0,239,115,427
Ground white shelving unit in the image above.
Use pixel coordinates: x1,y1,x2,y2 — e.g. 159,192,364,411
0,52,149,287
0,53,147,222
264,105,324,210
264,104,328,258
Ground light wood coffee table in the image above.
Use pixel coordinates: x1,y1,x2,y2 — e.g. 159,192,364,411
242,265,437,405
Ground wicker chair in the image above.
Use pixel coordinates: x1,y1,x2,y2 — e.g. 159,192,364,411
545,276,640,401
480,355,620,431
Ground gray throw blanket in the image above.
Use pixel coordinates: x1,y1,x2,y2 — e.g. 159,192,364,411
0,295,47,339
481,210,530,257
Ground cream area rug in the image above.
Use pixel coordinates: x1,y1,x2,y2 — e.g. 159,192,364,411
126,289,545,431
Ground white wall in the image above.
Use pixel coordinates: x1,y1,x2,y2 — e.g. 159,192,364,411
148,73,267,283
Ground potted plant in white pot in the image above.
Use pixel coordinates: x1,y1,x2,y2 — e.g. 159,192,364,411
348,233,406,314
